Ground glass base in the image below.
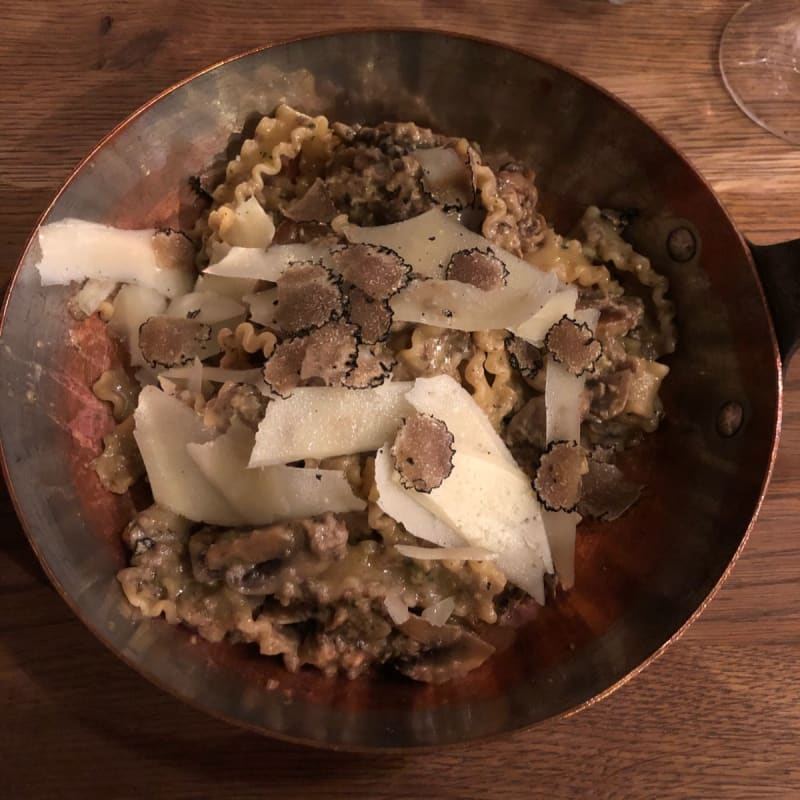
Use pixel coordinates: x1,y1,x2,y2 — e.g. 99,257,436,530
719,0,800,144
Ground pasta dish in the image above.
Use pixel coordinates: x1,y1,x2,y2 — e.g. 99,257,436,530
35,105,674,683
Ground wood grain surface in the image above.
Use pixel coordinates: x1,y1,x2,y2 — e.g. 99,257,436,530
2,1,799,798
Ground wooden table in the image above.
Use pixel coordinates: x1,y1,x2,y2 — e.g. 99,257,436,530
2,1,799,797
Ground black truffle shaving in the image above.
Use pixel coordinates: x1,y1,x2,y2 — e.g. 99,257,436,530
151,228,196,271
504,335,543,378
138,316,212,368
545,316,602,377
344,286,393,345
532,440,586,513
332,243,412,300
275,260,344,335
392,413,456,493
445,247,508,291
343,346,396,389
262,337,308,398
300,320,360,386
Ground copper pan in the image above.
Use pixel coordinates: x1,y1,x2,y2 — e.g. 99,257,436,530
0,30,794,751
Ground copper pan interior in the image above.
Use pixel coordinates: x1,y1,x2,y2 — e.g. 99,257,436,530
0,31,780,749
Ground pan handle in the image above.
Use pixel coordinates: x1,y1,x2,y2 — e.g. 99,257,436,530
749,238,800,367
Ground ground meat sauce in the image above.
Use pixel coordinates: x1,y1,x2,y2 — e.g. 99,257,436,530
107,114,673,684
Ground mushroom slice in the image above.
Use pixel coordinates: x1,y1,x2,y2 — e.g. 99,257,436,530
533,441,588,513
346,287,392,344
445,248,507,291
504,336,543,378
138,316,212,368
331,243,411,300
300,320,360,385
283,177,337,223
395,626,494,684
392,413,455,493
262,337,308,398
276,260,343,335
545,316,602,376
398,615,462,647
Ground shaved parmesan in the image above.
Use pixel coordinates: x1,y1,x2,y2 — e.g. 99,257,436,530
36,219,193,298
414,147,473,209
384,591,410,625
390,279,552,332
107,284,168,366
166,291,245,323
543,307,599,588
159,365,265,386
204,243,329,281
187,423,365,526
422,596,456,626
544,356,583,443
374,445,465,548
220,196,275,248
405,375,516,467
244,288,280,327
515,285,578,344
395,544,497,561
411,449,552,603
542,510,581,590
186,356,203,397
133,386,244,526
400,374,552,600
344,208,562,295
193,273,259,300
249,382,413,467
343,208,460,278
74,278,116,316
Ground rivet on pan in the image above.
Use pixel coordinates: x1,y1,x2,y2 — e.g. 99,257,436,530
667,226,697,262
717,401,743,437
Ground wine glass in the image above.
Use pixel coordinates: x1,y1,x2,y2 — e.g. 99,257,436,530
719,0,800,144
